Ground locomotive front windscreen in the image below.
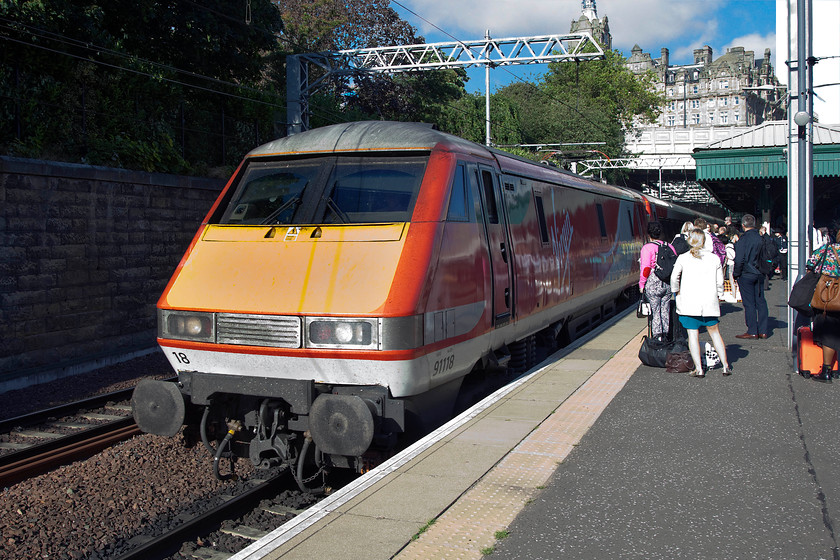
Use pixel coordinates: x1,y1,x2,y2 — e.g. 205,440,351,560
217,155,428,225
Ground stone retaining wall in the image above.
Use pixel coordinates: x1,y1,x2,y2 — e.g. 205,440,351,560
0,156,225,392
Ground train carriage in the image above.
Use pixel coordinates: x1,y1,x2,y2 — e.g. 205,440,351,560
131,121,715,485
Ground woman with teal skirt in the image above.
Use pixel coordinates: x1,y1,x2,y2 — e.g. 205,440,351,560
670,228,733,377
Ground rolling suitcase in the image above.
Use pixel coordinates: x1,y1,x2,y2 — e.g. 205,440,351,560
797,326,839,378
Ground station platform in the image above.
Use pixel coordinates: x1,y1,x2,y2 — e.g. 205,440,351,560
232,279,839,560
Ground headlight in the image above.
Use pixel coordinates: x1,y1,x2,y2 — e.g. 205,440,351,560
159,310,215,342
305,318,378,349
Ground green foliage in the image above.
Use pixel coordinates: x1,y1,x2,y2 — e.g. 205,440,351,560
411,518,436,541
494,49,662,176
1,0,657,179
1,0,284,173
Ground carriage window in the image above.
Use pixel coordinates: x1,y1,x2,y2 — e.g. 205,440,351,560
596,203,607,237
447,165,469,222
534,194,549,243
480,169,498,224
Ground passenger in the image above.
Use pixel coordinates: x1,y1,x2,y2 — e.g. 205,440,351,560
805,228,840,381
671,221,693,255
774,228,788,281
759,226,777,290
670,228,732,378
733,214,769,339
694,217,726,267
724,233,739,301
639,222,676,340
717,225,730,245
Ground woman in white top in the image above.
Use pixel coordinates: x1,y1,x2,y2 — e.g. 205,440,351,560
670,228,732,378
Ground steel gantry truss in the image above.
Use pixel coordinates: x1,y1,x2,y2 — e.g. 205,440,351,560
286,32,605,135
574,155,720,205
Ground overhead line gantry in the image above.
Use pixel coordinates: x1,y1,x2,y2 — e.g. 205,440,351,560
286,32,605,139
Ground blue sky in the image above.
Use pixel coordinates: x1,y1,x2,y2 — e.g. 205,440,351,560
391,0,779,93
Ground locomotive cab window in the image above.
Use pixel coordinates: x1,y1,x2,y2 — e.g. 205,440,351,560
216,155,428,225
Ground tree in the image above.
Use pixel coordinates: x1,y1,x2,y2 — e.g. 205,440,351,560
1,0,285,172
275,0,466,130
496,49,662,167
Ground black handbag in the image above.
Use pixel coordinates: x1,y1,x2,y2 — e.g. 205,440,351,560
638,336,670,368
788,246,828,317
637,292,651,318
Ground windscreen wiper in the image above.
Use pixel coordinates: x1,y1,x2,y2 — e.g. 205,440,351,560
260,195,301,225
324,197,350,224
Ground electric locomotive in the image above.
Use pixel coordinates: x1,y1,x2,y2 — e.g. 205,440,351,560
131,121,706,484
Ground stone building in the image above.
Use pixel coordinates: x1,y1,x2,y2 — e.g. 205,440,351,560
625,44,787,128
567,1,785,129
569,0,611,50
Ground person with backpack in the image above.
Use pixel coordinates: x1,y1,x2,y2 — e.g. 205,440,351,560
639,222,677,340
671,221,693,255
733,214,769,339
758,226,779,290
694,217,726,268
774,228,788,280
670,228,732,377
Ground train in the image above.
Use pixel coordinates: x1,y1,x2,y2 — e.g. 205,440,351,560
131,121,720,488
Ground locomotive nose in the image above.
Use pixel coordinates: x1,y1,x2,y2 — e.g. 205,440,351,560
131,379,186,437
308,394,375,457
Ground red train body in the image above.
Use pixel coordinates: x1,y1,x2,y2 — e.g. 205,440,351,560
131,121,714,482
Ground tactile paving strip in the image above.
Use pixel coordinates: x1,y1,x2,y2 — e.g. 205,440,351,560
396,330,645,559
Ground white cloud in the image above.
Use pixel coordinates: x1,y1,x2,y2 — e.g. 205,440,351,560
404,0,726,50
723,32,777,66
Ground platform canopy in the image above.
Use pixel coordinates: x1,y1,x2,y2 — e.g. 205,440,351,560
692,121,840,215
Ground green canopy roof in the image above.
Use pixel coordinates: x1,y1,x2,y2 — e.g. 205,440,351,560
694,144,840,181
693,121,840,181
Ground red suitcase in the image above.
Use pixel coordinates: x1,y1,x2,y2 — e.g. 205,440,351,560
798,326,839,378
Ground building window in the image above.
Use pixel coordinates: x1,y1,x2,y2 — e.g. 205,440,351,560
722,97,729,106
721,112,729,124
667,115,676,126
692,114,701,124
720,79,729,89
691,99,700,109
734,113,740,122
692,84,699,94
667,88,674,96
667,101,676,111
734,97,740,105
709,114,715,124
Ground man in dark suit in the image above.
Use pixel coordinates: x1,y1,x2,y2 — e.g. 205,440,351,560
733,214,769,339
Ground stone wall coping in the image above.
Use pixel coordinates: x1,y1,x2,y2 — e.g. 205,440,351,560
0,156,225,191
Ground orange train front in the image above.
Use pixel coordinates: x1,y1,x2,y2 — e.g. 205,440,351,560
131,121,703,485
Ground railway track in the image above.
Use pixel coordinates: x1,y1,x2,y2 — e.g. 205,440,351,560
111,472,310,560
0,382,173,487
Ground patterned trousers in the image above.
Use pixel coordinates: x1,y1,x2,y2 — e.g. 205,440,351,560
645,274,672,338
